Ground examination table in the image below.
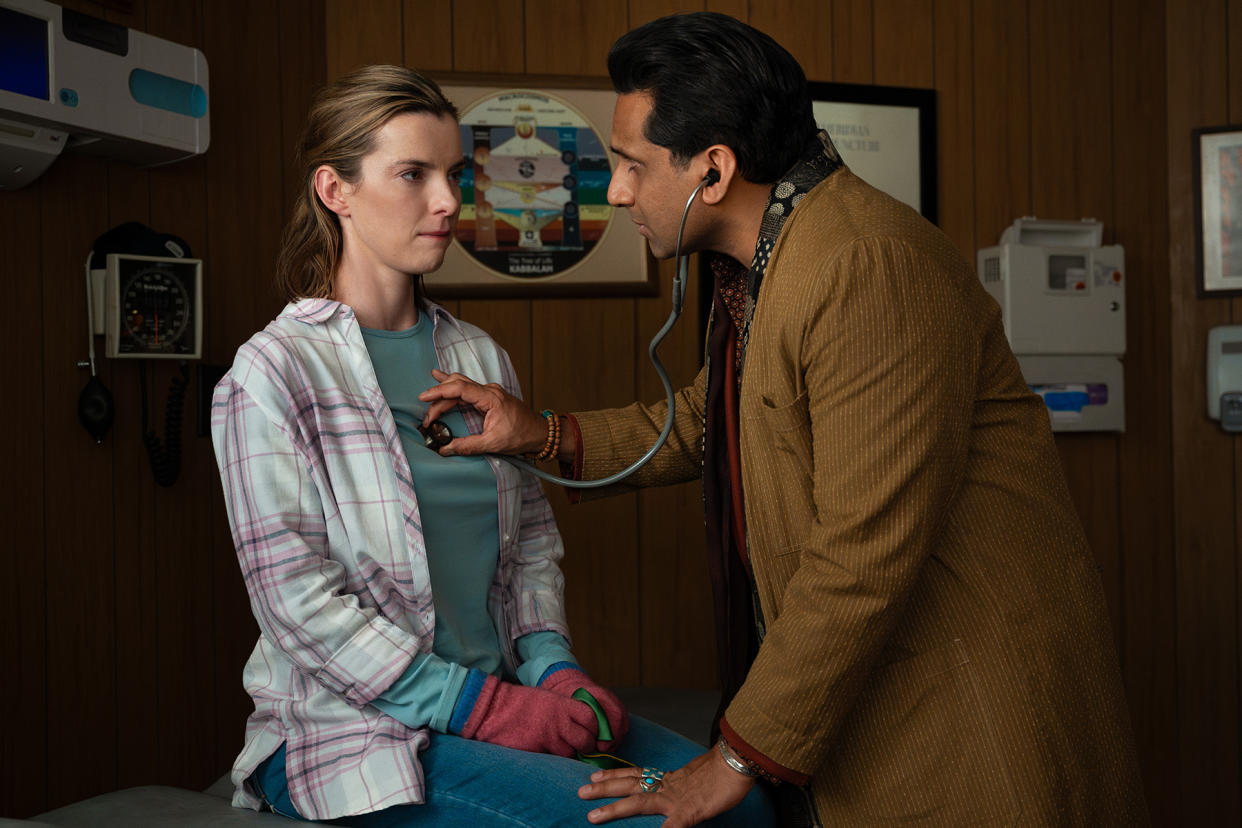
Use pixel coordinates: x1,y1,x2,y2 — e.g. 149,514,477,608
0,775,290,826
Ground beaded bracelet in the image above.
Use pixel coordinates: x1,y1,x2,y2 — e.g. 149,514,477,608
716,735,781,785
541,410,560,461
533,409,560,462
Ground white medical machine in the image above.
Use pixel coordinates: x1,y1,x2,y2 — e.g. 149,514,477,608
0,0,209,190
977,217,1126,432
1207,325,1242,433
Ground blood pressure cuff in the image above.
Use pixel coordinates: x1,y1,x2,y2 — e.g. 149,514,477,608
89,221,191,268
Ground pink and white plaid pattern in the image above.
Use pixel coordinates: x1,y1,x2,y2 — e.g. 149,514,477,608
212,298,569,820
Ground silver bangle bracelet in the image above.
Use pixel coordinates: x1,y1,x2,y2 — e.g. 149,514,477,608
716,736,759,777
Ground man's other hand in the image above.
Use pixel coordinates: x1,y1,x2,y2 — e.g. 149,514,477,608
578,748,755,827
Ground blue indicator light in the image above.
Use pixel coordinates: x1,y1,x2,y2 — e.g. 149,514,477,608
128,69,207,118
59,88,79,107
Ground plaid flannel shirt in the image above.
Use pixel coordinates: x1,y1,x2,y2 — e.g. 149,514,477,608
211,298,569,820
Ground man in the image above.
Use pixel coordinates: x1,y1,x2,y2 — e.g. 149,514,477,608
420,12,1148,827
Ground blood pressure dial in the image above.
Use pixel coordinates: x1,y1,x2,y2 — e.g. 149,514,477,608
105,254,203,359
122,265,191,349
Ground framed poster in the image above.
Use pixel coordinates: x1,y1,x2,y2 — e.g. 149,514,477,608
430,74,654,298
1194,125,1242,296
808,81,937,224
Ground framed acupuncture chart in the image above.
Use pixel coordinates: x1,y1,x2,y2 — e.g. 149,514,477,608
808,80,937,224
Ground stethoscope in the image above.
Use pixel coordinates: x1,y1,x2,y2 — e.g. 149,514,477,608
419,168,720,488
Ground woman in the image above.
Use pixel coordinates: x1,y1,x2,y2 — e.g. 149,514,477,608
211,65,773,826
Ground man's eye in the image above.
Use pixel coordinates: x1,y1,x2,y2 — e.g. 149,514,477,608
449,169,464,184
402,169,422,181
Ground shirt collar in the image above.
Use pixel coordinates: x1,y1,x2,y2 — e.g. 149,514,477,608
282,296,458,330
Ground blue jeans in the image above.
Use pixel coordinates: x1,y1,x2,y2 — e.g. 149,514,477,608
252,715,776,826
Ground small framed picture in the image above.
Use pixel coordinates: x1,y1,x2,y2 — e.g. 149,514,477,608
430,74,655,299
808,81,937,224
1194,126,1242,296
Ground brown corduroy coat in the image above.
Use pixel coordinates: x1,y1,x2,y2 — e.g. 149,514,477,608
573,169,1148,825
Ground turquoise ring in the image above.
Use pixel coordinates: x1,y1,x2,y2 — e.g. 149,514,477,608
638,768,666,794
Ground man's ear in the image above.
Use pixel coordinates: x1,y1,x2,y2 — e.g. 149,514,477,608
699,145,738,206
314,165,352,217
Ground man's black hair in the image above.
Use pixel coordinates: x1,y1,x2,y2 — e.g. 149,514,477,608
607,12,819,184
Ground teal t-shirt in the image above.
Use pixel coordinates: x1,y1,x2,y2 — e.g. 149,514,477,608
361,312,574,732
362,315,502,671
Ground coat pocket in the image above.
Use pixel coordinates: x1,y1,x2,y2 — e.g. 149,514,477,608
745,389,811,433
817,639,1019,825
741,390,814,568
743,389,812,478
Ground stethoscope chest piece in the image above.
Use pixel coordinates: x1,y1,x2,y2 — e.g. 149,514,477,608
418,419,453,449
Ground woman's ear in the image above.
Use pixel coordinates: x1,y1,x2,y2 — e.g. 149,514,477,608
699,145,738,206
314,165,351,217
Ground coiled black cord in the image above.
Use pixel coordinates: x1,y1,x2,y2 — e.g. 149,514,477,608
140,362,189,487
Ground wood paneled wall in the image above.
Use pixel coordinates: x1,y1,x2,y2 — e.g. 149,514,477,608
0,0,325,818
2,1,1240,824
1168,3,1242,824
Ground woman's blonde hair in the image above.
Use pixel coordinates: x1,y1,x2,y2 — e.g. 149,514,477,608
276,65,458,301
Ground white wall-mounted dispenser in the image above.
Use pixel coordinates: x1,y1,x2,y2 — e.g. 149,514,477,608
977,217,1126,432
1207,325,1242,433
0,0,209,190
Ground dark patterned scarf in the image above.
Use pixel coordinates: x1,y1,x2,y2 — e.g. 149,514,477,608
707,129,844,385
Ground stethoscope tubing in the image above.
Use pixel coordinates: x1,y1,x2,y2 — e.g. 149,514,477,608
496,175,713,488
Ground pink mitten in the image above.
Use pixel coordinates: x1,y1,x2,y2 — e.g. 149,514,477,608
541,667,631,749
460,674,599,757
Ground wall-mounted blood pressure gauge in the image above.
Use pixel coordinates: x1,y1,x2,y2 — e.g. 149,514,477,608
104,253,202,359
